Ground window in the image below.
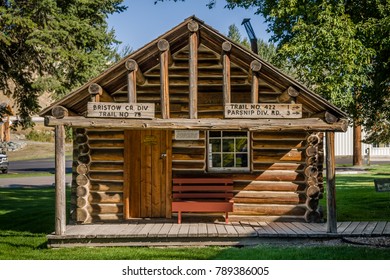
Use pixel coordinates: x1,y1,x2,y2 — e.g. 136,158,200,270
208,131,249,171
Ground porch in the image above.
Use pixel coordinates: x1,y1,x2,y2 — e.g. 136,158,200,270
47,220,390,248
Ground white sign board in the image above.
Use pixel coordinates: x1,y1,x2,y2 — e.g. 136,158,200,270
225,103,302,119
175,130,200,140
87,102,155,119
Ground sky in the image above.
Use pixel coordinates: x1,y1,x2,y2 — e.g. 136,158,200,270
107,0,271,52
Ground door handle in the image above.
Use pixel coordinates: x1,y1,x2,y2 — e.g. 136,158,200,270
160,153,167,159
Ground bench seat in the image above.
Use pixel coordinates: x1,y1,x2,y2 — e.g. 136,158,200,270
172,178,234,224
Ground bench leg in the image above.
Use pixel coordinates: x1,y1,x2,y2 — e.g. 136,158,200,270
178,211,182,224
225,212,229,224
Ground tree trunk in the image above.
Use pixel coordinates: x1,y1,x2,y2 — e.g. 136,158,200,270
353,123,363,166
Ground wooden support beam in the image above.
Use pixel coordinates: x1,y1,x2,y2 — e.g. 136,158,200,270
55,124,66,235
125,59,137,103
158,39,170,119
277,86,300,103
157,39,173,66
125,59,146,85
222,41,232,105
52,106,68,119
326,131,337,233
250,60,262,104
45,116,349,132
311,111,338,124
88,83,113,102
188,24,198,119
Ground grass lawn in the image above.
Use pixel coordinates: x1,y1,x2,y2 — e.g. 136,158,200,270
1,164,390,260
320,164,390,221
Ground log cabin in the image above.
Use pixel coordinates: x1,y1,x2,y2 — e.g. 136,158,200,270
40,16,347,235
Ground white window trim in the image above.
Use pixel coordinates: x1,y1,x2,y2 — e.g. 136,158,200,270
207,131,250,173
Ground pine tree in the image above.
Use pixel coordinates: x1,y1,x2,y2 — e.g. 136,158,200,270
0,0,126,127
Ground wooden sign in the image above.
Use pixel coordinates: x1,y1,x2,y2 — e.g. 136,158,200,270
374,179,390,192
175,130,199,140
87,102,155,119
143,135,157,145
225,103,302,119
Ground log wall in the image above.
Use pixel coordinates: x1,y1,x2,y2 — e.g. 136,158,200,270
172,131,324,222
71,128,324,223
71,128,124,223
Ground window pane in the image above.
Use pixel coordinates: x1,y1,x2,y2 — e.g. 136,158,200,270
211,154,221,168
236,153,248,167
223,139,234,152
235,138,248,152
209,131,221,138
210,139,221,152
222,154,234,167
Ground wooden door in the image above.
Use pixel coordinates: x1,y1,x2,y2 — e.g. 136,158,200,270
124,130,172,219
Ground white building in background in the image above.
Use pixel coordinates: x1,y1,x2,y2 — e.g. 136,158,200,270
335,127,390,158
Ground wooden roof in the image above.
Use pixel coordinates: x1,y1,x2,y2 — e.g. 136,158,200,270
40,16,347,131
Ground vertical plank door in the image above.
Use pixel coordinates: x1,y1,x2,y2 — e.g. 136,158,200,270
124,130,172,218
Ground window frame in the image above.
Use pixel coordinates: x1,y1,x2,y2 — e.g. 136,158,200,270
207,131,250,173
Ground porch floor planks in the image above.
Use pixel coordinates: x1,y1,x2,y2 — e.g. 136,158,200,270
206,223,218,237
286,222,309,237
341,221,360,235
267,223,290,237
48,221,390,247
119,223,145,236
157,223,174,237
215,223,229,237
361,222,378,236
167,223,182,238
351,222,369,236
296,223,324,237
261,222,279,236
336,221,352,235
250,222,270,237
94,224,126,237
64,224,100,238
188,223,199,237
383,222,390,235
135,223,156,237
198,223,208,237
224,223,239,237
372,221,387,236
231,222,257,237
178,223,190,237
148,223,165,237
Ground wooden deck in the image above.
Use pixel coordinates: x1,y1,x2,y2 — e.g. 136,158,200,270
47,221,390,248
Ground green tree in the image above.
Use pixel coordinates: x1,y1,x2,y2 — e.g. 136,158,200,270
227,24,250,48
227,24,279,66
224,0,390,146
0,0,126,128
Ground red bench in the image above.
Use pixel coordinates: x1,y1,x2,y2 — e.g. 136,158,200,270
172,178,234,224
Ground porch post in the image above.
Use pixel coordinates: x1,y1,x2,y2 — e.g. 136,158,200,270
55,124,66,235
222,41,232,105
188,21,199,119
158,39,171,119
325,131,337,233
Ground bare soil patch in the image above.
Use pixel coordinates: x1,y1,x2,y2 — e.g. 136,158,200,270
7,141,72,161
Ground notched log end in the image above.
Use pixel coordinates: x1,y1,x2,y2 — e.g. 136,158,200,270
222,41,232,52
125,59,138,71
187,21,199,32
88,83,102,95
52,106,69,119
250,60,262,72
157,39,170,52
